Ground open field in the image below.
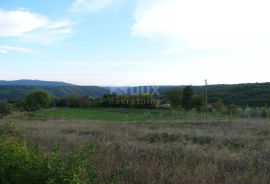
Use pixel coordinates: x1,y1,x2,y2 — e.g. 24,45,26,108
27,108,233,121
1,110,270,184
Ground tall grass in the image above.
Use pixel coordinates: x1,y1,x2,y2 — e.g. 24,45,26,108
1,118,270,184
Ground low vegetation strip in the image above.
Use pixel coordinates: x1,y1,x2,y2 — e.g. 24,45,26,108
27,108,231,121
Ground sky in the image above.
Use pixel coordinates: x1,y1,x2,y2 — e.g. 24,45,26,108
1,0,270,86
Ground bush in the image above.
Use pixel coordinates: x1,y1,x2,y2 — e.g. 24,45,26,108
0,100,12,119
260,106,270,118
0,135,99,184
24,90,51,111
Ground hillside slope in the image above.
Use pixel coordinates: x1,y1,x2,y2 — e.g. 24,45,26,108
0,86,109,99
117,83,270,107
0,80,75,87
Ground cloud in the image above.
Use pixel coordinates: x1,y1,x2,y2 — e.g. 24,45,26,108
0,9,74,44
163,47,184,55
22,20,75,45
0,9,48,37
0,45,34,54
70,0,113,12
132,0,270,50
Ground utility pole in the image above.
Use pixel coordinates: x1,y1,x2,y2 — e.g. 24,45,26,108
205,79,208,122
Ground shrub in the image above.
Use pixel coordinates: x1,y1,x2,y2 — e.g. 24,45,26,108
0,99,12,119
24,90,51,111
260,106,270,118
0,135,99,184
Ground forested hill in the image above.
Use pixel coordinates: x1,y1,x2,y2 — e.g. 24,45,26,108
0,80,270,106
156,83,270,107
0,86,109,100
195,83,270,107
113,83,270,107
0,80,75,87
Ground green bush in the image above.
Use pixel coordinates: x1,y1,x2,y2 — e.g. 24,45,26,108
0,136,99,184
24,90,51,111
260,106,269,118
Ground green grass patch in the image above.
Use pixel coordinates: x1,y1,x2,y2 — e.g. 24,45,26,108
27,108,232,121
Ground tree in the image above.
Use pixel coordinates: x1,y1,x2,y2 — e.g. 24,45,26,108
0,100,11,119
24,90,51,111
190,94,203,111
182,86,193,110
166,88,182,109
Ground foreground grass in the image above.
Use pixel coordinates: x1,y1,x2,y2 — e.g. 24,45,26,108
27,108,233,121
1,117,270,184
0,123,99,184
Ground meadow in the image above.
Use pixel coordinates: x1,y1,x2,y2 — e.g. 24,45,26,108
1,108,270,183
27,107,232,121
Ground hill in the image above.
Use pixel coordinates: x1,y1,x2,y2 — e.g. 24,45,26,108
0,86,109,100
156,83,270,107
0,80,75,87
113,83,270,107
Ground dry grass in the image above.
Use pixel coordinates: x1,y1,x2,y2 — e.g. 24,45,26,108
1,118,270,184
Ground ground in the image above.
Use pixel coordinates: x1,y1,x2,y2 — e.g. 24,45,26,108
1,108,270,183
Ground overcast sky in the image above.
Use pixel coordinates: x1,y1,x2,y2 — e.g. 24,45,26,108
1,0,270,86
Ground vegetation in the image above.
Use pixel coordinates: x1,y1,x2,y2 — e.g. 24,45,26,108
27,108,215,121
26,106,270,122
166,88,182,109
24,90,51,111
0,86,109,100
166,86,204,111
1,82,270,107
1,82,270,183
0,135,99,184
54,95,93,108
100,94,157,109
1,119,270,184
182,85,194,110
0,100,11,119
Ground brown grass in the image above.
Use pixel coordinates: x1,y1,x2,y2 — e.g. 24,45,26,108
1,118,270,184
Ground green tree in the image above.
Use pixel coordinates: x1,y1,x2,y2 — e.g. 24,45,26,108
182,86,193,110
166,88,182,109
0,100,11,119
190,95,203,111
24,90,51,111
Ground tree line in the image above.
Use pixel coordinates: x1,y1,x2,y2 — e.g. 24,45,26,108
1,86,270,119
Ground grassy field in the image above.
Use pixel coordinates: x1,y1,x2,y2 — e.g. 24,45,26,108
1,108,270,183
27,107,233,121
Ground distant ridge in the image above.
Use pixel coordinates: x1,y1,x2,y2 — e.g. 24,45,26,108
0,79,76,87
